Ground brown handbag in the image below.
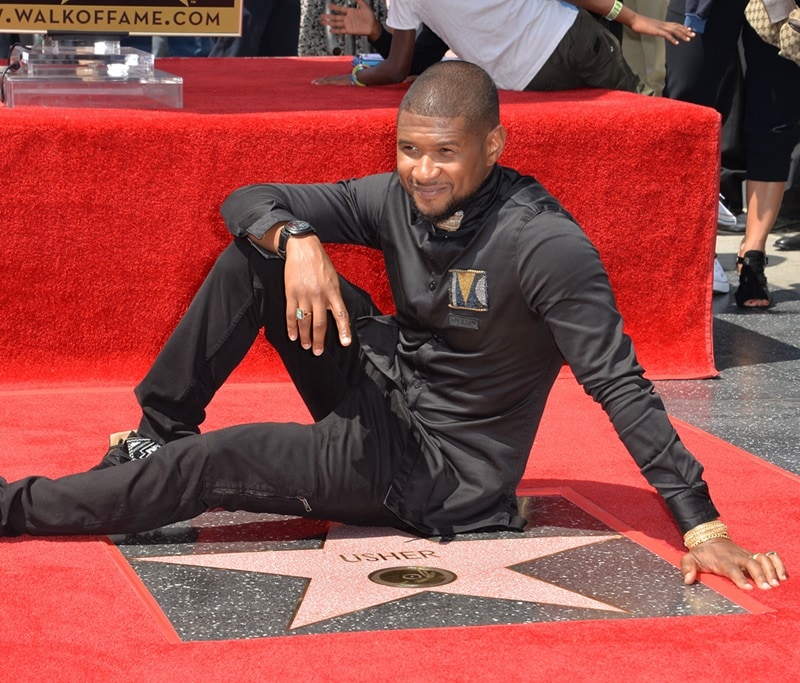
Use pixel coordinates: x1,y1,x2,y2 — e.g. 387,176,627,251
745,0,800,64
778,8,800,63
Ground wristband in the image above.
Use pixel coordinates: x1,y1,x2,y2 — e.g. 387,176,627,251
604,0,623,21
351,64,368,87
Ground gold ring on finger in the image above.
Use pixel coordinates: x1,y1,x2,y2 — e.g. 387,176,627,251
766,551,778,557
752,553,764,560
295,308,311,320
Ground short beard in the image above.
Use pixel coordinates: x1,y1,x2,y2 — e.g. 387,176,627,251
413,192,475,225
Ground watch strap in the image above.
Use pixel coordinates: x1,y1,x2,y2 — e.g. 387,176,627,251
277,220,316,259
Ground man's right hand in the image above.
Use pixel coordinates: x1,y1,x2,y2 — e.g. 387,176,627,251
626,15,695,44
282,233,352,356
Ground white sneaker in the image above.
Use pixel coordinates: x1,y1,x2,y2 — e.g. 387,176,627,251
713,257,730,294
718,195,737,228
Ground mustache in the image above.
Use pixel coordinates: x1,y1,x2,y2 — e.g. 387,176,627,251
410,182,447,190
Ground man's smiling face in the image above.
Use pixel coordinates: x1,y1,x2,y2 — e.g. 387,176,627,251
396,110,503,225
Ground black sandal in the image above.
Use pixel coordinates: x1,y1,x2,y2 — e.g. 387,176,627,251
734,250,772,309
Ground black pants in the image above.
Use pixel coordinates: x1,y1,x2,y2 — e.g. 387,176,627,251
0,240,414,536
526,8,650,94
209,0,300,57
663,0,800,182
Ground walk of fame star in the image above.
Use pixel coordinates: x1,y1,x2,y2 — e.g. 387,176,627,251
137,524,625,629
110,494,750,641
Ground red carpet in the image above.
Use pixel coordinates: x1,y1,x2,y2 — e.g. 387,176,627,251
2,56,775,680
0,57,720,382
1,378,798,681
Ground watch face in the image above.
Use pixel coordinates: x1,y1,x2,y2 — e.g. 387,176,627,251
278,220,316,259
284,220,314,235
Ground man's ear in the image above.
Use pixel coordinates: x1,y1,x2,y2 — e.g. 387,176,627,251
484,124,507,165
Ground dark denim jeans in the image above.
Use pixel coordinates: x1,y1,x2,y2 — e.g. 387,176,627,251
209,0,300,57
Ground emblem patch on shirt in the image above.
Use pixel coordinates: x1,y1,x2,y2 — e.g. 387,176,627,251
449,269,488,312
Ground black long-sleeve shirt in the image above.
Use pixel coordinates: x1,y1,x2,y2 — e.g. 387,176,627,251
221,165,719,534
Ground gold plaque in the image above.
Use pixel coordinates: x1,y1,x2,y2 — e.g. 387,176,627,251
368,566,457,588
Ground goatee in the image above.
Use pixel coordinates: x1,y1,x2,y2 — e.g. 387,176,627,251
413,193,474,226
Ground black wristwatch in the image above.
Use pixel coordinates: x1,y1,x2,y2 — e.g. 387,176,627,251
277,220,317,259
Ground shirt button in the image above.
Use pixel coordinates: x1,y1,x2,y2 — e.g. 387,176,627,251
413,380,422,389
428,281,436,291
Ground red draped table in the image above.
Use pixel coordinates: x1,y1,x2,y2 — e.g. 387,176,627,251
0,57,720,382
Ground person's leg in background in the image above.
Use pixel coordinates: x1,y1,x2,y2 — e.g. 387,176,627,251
121,36,155,53
259,0,301,56
716,52,748,219
209,0,300,57
209,0,270,56
210,0,269,56
663,0,745,103
663,0,747,295
663,0,747,200
159,36,213,57
1,34,14,60
622,0,668,94
734,22,800,306
774,145,800,250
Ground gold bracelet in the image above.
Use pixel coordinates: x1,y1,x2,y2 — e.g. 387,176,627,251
683,520,730,549
683,520,729,547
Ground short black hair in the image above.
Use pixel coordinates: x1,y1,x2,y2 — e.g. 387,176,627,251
398,61,500,134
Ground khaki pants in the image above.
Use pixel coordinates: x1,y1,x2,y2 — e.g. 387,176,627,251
622,0,669,95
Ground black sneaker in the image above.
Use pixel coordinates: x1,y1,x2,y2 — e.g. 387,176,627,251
92,430,162,470
124,433,163,460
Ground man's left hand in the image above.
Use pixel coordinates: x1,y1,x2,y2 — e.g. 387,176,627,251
681,538,788,590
